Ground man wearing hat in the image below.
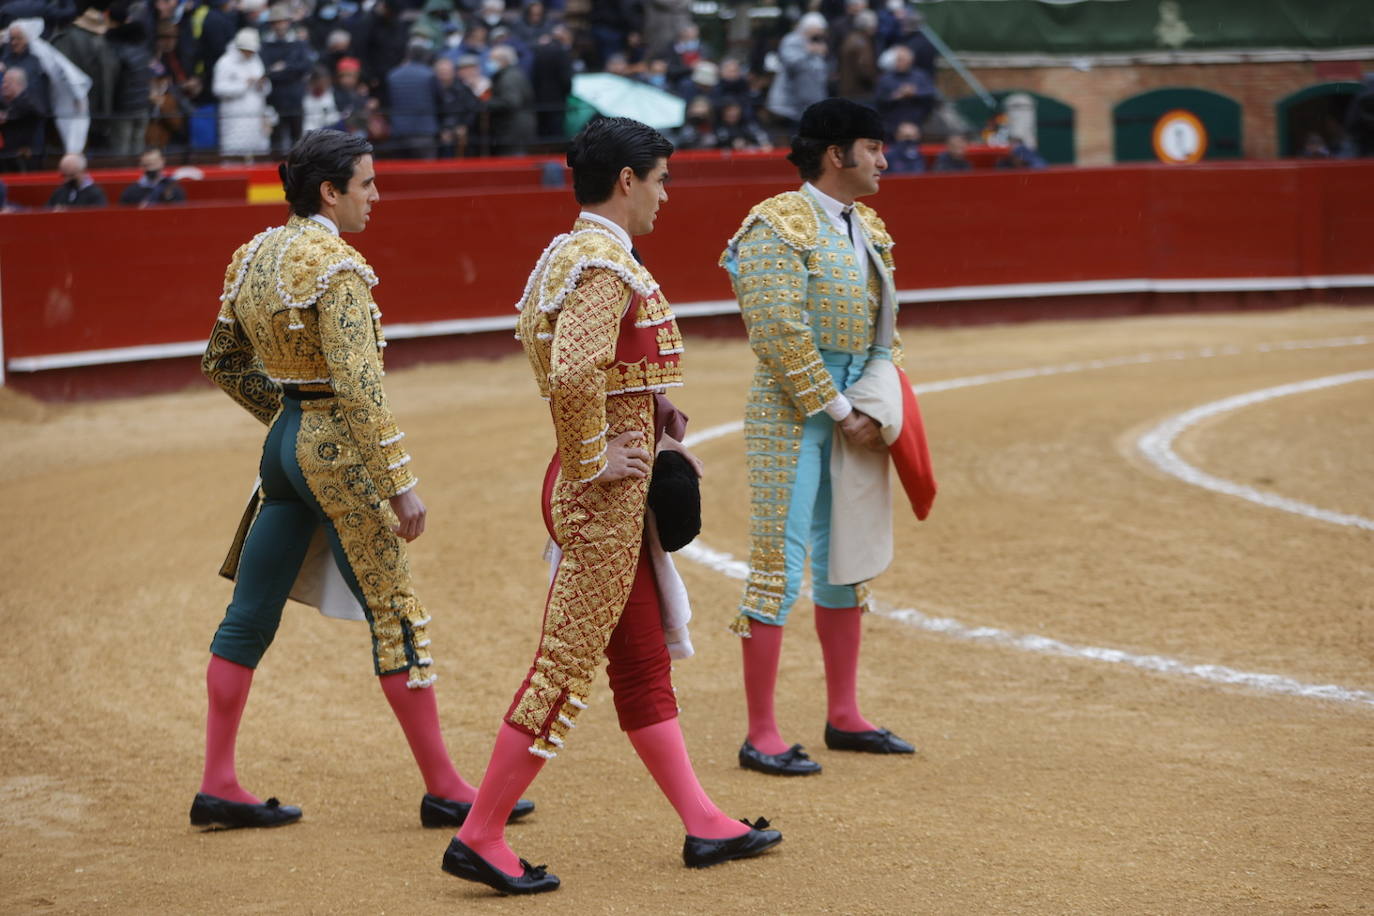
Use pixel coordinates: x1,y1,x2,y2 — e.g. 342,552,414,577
720,98,917,776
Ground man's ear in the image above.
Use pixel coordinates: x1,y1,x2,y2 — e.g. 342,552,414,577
618,165,635,194
319,180,338,206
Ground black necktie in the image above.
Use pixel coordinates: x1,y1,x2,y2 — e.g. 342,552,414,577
630,246,644,264
841,207,854,245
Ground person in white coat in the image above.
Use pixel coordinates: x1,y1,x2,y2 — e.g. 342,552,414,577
8,18,92,155
215,28,271,160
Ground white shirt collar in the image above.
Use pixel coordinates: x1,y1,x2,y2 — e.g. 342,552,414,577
309,213,340,235
803,182,870,286
803,182,854,230
577,210,633,253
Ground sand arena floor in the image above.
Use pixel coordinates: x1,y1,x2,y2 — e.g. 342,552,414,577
1,306,1371,914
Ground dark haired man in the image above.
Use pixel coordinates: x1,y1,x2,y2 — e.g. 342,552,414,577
720,98,917,778
194,129,521,833
118,148,187,205
441,117,782,895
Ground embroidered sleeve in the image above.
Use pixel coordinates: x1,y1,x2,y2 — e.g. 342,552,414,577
891,328,905,368
202,249,282,426
548,268,628,481
316,270,416,499
730,221,839,416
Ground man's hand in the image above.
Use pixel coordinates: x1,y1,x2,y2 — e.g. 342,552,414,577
838,410,885,452
389,488,426,541
599,430,652,482
658,433,704,478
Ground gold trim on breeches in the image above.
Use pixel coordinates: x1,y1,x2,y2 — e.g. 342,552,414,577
295,400,434,686
507,393,655,758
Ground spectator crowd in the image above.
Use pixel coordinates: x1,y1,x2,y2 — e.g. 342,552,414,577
1,0,1371,210
0,0,1010,180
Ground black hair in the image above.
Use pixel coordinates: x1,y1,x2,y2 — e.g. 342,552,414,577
787,136,858,182
566,116,674,205
278,129,373,217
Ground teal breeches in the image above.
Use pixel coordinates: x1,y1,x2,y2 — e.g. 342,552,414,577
750,349,878,626
209,399,369,668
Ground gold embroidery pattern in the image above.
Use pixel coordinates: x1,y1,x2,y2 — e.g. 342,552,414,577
720,190,819,256
295,399,433,683
203,315,283,426
729,220,839,417
205,217,429,683
522,268,627,480
517,225,683,481
509,392,657,756
736,370,804,630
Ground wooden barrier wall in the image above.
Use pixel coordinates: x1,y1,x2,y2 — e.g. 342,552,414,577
2,159,1371,385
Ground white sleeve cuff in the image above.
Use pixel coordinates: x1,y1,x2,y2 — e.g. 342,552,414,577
823,394,854,422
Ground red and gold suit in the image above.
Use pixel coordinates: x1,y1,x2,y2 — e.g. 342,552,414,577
508,217,686,759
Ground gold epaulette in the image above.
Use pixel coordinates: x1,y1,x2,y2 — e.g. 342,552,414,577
517,223,657,315
719,191,819,265
853,201,894,251
277,226,379,311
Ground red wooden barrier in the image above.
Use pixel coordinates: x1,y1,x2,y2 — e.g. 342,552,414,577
1,145,1010,207
2,160,1371,384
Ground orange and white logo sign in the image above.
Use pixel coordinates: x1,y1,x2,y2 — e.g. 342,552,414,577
1153,109,1207,164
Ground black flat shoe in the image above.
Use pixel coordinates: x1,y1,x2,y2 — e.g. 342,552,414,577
189,793,302,830
440,837,560,895
738,740,822,776
683,817,783,868
420,794,535,828
823,723,916,754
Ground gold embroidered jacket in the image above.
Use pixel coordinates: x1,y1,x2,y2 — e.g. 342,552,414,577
516,220,683,480
203,215,415,499
720,189,900,417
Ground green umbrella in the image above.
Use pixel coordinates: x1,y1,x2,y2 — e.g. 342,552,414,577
569,73,688,132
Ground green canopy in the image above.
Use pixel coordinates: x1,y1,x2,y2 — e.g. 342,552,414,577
918,0,1374,54
569,74,687,132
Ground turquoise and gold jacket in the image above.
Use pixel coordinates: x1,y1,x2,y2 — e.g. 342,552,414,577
720,187,901,417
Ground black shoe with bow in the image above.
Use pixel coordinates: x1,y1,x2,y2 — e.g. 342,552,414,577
823,723,917,754
420,794,536,828
683,817,783,868
189,793,302,830
738,740,822,776
440,837,560,895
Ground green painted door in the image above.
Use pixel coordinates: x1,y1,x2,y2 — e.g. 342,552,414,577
1275,82,1362,156
1113,87,1242,163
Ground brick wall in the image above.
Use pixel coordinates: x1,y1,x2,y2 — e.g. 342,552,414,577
937,59,1372,165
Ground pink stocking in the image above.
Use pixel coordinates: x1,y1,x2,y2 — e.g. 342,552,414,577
740,620,789,754
456,723,546,877
378,672,475,802
200,654,260,804
628,718,748,839
814,605,877,732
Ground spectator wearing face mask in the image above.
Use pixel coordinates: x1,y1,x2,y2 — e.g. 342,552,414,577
486,42,534,155
118,146,187,205
932,132,972,172
885,120,924,174
48,151,109,207
766,12,829,128
713,97,771,152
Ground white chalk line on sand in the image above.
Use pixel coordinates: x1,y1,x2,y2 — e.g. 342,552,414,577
682,335,1374,708
1138,370,1374,531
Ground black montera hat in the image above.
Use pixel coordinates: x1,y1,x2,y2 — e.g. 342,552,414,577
796,98,885,144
